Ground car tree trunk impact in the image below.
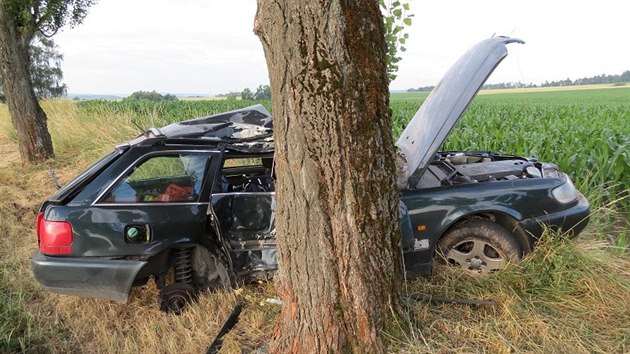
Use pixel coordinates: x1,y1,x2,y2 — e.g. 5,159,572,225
0,3,54,163
255,0,402,352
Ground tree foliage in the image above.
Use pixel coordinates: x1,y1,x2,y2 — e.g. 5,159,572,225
4,0,96,40
0,0,96,162
381,0,413,82
241,87,253,100
241,84,271,100
125,90,178,101
29,33,66,98
0,33,67,101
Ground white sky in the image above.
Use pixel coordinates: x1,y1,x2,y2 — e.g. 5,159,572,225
54,0,630,95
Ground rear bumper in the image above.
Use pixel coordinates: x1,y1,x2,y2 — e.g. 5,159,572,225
31,251,147,303
519,191,590,240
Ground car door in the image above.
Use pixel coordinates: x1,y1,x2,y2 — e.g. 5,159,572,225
74,151,219,257
209,155,277,274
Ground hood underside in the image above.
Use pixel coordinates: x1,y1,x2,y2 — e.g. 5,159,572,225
396,36,524,187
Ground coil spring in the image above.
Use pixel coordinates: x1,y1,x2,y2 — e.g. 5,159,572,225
174,248,193,284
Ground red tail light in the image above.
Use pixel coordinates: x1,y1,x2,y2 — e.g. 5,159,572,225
36,212,73,255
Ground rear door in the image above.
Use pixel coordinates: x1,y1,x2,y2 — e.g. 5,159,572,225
70,151,219,257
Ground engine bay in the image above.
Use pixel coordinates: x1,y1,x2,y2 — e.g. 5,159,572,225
414,152,544,189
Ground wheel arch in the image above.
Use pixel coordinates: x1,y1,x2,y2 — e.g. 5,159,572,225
439,210,532,257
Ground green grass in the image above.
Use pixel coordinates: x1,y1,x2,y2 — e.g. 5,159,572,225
77,98,271,131
0,86,628,352
395,232,630,353
0,268,32,352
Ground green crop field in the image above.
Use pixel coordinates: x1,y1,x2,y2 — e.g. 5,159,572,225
0,86,629,352
77,86,630,212
393,87,630,212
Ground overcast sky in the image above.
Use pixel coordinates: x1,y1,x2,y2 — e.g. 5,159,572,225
54,0,630,95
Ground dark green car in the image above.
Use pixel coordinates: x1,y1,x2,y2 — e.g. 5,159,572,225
32,37,589,313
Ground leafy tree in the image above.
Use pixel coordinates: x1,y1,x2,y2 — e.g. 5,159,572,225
241,85,271,100
0,0,96,162
0,33,67,101
29,33,67,98
253,84,271,100
216,90,241,99
381,0,413,81
255,0,402,351
241,87,254,100
125,90,177,101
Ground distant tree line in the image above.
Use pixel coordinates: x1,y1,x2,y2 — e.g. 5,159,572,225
406,85,434,92
215,85,271,100
407,70,630,92
124,90,178,101
215,91,242,99
241,85,271,100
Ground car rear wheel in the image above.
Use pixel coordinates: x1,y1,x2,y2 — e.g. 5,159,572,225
159,282,197,315
437,219,522,275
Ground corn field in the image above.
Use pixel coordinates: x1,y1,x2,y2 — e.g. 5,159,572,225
78,86,630,211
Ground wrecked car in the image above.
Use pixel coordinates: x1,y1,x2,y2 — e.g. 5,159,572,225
32,36,590,313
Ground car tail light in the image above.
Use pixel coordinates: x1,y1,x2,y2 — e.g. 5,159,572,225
37,212,73,255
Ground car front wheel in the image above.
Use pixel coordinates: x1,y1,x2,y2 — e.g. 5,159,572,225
437,219,522,275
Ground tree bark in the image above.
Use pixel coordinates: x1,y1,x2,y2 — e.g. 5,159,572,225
0,1,54,163
255,1,402,352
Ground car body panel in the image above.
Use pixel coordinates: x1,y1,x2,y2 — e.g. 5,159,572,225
31,36,590,304
159,104,272,141
519,191,590,237
400,177,588,266
396,36,524,187
32,251,146,302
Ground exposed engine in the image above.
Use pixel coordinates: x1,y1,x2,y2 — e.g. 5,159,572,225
414,152,548,189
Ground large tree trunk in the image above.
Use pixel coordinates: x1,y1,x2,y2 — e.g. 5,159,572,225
0,2,54,162
255,1,402,352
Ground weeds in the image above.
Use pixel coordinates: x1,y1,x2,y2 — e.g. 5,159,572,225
0,90,628,352
393,231,630,353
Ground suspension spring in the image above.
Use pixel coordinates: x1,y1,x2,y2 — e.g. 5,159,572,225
174,248,193,284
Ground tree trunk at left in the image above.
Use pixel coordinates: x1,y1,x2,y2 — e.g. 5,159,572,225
0,2,54,163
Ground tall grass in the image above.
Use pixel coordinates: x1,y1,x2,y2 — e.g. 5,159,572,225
0,87,628,352
393,232,630,353
77,99,271,130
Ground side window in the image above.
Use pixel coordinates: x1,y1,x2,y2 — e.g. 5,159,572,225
219,157,275,193
103,154,208,203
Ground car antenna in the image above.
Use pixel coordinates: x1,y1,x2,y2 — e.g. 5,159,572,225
131,119,146,134
49,169,62,190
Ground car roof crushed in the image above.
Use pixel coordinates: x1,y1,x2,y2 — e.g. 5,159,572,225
131,104,275,152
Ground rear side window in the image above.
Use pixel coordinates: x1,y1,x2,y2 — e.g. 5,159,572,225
49,149,123,203
102,154,208,203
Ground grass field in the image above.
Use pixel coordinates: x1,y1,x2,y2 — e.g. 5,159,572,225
0,86,628,352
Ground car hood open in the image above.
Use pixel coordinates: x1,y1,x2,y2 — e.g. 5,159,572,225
396,36,524,188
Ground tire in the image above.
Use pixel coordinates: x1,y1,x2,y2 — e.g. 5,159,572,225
436,219,522,275
159,282,197,315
